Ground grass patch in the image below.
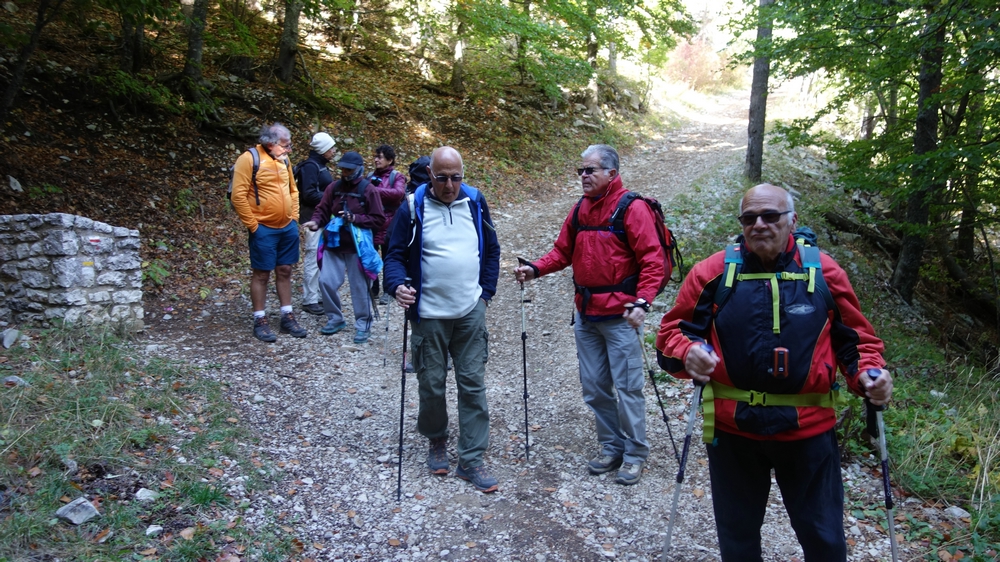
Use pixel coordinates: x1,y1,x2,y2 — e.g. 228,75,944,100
0,323,292,561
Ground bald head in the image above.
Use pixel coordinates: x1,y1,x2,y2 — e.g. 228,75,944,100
428,146,465,204
739,184,795,215
739,183,798,270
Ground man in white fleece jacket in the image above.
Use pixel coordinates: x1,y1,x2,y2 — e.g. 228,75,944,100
384,146,502,493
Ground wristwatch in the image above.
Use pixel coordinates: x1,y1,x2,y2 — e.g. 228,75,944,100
633,298,650,312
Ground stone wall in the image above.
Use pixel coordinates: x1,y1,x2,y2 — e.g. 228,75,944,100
0,214,143,330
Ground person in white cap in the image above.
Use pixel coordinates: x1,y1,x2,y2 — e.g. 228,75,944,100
295,132,336,316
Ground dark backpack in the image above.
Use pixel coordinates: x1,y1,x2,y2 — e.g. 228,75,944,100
293,159,321,191
227,147,291,209
712,227,835,327
570,191,683,296
406,156,431,194
329,177,372,214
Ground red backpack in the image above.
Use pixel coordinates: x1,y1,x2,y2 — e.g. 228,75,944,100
571,192,683,294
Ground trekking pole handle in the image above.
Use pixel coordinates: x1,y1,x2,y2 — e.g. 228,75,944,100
866,369,886,412
693,344,714,388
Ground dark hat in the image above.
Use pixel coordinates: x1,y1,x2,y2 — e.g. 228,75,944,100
337,151,364,169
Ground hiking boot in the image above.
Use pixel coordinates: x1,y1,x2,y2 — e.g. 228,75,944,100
615,462,643,485
320,320,347,335
378,293,391,306
426,437,449,475
455,464,498,493
587,454,623,475
353,330,370,344
253,317,277,343
279,313,307,338
302,302,324,316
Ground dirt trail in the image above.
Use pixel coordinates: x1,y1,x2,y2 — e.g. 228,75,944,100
141,90,907,561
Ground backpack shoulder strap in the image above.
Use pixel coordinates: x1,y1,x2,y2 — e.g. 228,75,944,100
609,191,641,244
406,186,424,247
249,147,261,205
796,242,835,314
713,244,743,309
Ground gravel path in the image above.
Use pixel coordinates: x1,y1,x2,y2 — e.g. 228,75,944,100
141,91,910,561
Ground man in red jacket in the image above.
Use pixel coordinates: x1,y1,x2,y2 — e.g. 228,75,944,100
656,183,893,560
514,144,665,485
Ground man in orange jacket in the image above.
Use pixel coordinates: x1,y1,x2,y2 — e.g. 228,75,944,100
230,122,307,342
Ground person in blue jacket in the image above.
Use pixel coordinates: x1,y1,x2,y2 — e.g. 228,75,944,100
383,146,501,493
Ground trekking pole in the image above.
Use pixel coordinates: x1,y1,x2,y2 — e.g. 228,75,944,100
626,303,679,464
395,277,412,502
662,344,712,561
517,257,532,461
382,297,392,368
865,369,899,562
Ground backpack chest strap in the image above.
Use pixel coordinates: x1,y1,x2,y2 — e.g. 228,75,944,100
701,381,843,444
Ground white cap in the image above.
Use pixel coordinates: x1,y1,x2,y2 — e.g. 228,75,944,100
309,132,336,154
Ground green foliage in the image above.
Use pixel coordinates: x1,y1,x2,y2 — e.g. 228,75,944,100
27,183,63,199
142,258,170,286
0,325,291,561
172,188,199,216
90,70,181,114
208,0,261,59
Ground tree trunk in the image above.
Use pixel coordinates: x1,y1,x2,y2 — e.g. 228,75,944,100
0,0,67,132
890,16,946,303
450,20,466,93
182,0,208,83
583,1,600,116
862,96,876,140
515,0,531,84
744,0,774,182
956,93,984,262
277,0,303,83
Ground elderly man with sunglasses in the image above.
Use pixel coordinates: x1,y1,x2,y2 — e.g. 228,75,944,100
514,144,666,486
384,146,501,493
230,122,308,342
655,183,893,561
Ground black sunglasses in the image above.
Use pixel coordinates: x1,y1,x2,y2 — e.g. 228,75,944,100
576,167,609,176
432,174,463,184
737,210,792,227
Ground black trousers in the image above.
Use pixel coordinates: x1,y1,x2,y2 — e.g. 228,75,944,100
706,428,847,562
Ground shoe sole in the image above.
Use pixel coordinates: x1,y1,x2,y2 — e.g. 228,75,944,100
455,473,498,493
428,467,449,476
320,325,347,335
302,308,325,316
615,474,641,485
587,459,623,475
254,334,277,342
280,329,308,338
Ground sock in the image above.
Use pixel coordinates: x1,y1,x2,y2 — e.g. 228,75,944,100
253,310,266,319
280,305,293,315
